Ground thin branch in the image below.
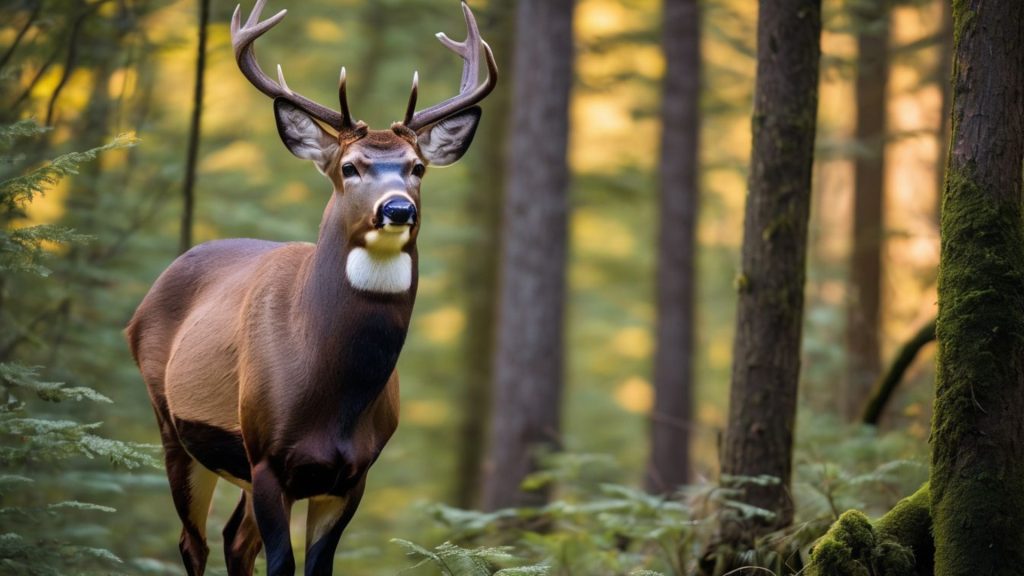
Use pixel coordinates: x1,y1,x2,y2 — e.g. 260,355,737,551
180,0,211,254
0,1,42,72
45,1,104,125
9,45,61,110
861,318,938,425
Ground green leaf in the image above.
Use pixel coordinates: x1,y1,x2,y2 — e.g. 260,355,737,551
494,566,551,576
48,501,117,513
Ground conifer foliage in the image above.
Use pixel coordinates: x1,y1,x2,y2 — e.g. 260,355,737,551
0,120,156,575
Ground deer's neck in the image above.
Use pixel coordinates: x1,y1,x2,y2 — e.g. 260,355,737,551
297,194,417,431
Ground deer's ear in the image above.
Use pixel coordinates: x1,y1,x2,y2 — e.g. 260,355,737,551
274,99,339,174
416,106,482,167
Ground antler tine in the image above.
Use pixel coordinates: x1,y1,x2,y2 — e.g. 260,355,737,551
231,1,351,131
276,64,292,94
246,0,268,28
435,1,482,92
405,2,498,131
403,71,420,126
338,67,354,129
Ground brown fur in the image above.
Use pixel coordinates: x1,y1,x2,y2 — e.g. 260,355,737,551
127,129,426,575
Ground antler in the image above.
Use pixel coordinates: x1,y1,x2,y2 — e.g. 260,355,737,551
231,0,355,131
403,2,498,131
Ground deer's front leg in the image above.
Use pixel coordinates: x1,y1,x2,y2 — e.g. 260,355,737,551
252,461,295,575
304,478,367,576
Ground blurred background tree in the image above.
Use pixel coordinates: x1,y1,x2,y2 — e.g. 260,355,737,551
845,0,888,420
482,0,574,512
646,0,700,497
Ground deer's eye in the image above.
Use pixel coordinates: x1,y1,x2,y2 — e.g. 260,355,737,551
341,163,359,178
411,164,426,178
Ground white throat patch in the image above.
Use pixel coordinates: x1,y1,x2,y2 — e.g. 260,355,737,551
345,247,412,293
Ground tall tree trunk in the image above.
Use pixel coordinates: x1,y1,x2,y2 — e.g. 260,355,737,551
482,0,573,511
718,0,821,543
646,0,700,495
452,1,515,510
845,0,888,420
931,1,1024,574
934,0,952,226
179,0,209,255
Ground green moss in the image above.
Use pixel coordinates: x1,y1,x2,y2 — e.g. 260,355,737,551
807,485,933,576
831,510,875,552
951,0,975,48
809,539,871,576
932,159,1024,573
733,272,749,293
875,484,933,573
806,511,875,576
761,208,797,242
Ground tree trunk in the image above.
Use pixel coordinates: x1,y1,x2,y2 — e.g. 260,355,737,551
934,0,952,226
452,1,515,510
931,1,1024,574
482,0,573,511
179,0,209,255
646,0,700,495
719,0,821,542
845,0,888,420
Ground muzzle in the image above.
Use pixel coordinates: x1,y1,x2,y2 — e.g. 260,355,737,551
377,197,417,227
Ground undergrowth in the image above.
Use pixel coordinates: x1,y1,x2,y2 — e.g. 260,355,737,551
392,412,926,576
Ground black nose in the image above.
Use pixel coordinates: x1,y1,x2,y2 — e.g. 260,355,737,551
380,197,416,225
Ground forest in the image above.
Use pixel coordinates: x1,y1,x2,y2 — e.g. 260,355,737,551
1,0,1022,574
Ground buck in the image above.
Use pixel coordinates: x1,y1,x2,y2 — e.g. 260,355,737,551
125,2,496,574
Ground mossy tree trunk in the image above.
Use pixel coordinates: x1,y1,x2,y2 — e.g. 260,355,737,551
719,0,821,542
482,0,573,511
933,0,952,226
846,0,889,420
452,0,515,510
930,1,1024,574
646,0,701,495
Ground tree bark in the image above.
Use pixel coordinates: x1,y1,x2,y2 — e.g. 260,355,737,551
179,0,209,255
482,0,573,511
719,0,821,542
452,1,515,510
934,0,952,226
845,0,888,420
646,0,700,495
931,1,1024,574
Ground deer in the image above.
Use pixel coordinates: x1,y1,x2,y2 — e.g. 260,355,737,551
124,2,496,574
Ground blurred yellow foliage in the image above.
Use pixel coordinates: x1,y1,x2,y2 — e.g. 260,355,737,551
707,338,731,369
200,141,271,182
611,327,653,359
418,306,465,345
699,403,725,428
570,262,606,290
361,486,417,518
572,209,636,258
107,68,138,101
307,20,346,43
403,400,449,427
268,182,312,208
25,180,69,224
615,376,653,414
